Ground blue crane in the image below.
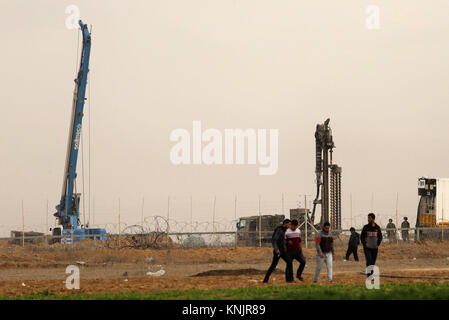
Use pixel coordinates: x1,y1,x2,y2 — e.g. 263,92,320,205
53,20,106,243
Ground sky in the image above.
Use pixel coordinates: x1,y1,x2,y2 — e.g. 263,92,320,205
1,0,449,235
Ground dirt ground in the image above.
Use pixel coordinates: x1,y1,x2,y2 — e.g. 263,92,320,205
1,240,449,296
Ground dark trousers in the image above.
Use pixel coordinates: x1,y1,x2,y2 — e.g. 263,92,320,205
287,250,306,278
402,231,409,242
263,250,293,282
345,245,359,261
363,247,378,276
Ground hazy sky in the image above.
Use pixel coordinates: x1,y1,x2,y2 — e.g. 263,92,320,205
1,1,449,235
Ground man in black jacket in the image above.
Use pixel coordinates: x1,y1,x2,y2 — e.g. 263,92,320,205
361,213,382,277
263,219,294,283
345,227,360,261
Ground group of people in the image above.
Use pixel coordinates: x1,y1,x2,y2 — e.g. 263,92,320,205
386,217,411,243
263,213,384,283
263,219,306,283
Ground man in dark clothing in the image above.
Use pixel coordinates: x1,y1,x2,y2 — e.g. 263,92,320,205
285,220,306,281
401,217,410,243
361,213,382,277
263,219,294,283
386,219,397,243
345,227,360,261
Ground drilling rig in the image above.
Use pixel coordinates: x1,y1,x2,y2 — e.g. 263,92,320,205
310,119,342,230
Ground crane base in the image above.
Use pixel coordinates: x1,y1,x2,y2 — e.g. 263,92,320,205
61,228,107,244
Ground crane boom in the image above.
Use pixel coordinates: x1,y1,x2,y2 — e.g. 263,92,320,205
53,20,106,243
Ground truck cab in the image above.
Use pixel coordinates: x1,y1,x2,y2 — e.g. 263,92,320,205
236,214,285,246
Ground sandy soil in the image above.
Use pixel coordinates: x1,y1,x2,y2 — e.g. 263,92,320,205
1,240,449,296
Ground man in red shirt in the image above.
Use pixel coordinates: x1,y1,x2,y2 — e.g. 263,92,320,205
285,219,306,281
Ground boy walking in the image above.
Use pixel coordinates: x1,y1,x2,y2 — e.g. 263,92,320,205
314,222,335,283
345,227,360,261
285,220,306,281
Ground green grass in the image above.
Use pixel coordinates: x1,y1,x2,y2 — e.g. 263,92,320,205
3,282,449,300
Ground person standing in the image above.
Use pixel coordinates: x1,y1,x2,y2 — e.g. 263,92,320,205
401,217,410,243
285,219,306,281
345,227,360,261
263,219,294,283
386,219,397,243
314,222,335,283
361,213,383,277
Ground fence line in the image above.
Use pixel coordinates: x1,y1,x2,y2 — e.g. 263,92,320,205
4,225,449,251
5,194,416,238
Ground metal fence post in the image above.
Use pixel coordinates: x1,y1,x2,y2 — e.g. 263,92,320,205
305,210,308,249
234,231,237,248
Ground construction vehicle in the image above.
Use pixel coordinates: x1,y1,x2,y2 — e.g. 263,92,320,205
416,177,449,240
310,119,342,230
52,20,106,243
236,214,285,246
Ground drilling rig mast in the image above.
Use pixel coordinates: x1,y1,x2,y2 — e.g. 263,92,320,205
310,119,342,230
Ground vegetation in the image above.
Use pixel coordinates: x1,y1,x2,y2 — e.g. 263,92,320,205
2,282,449,300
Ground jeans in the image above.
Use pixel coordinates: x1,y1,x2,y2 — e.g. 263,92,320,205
363,247,378,276
345,246,359,261
314,252,333,282
287,250,306,278
263,250,294,282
